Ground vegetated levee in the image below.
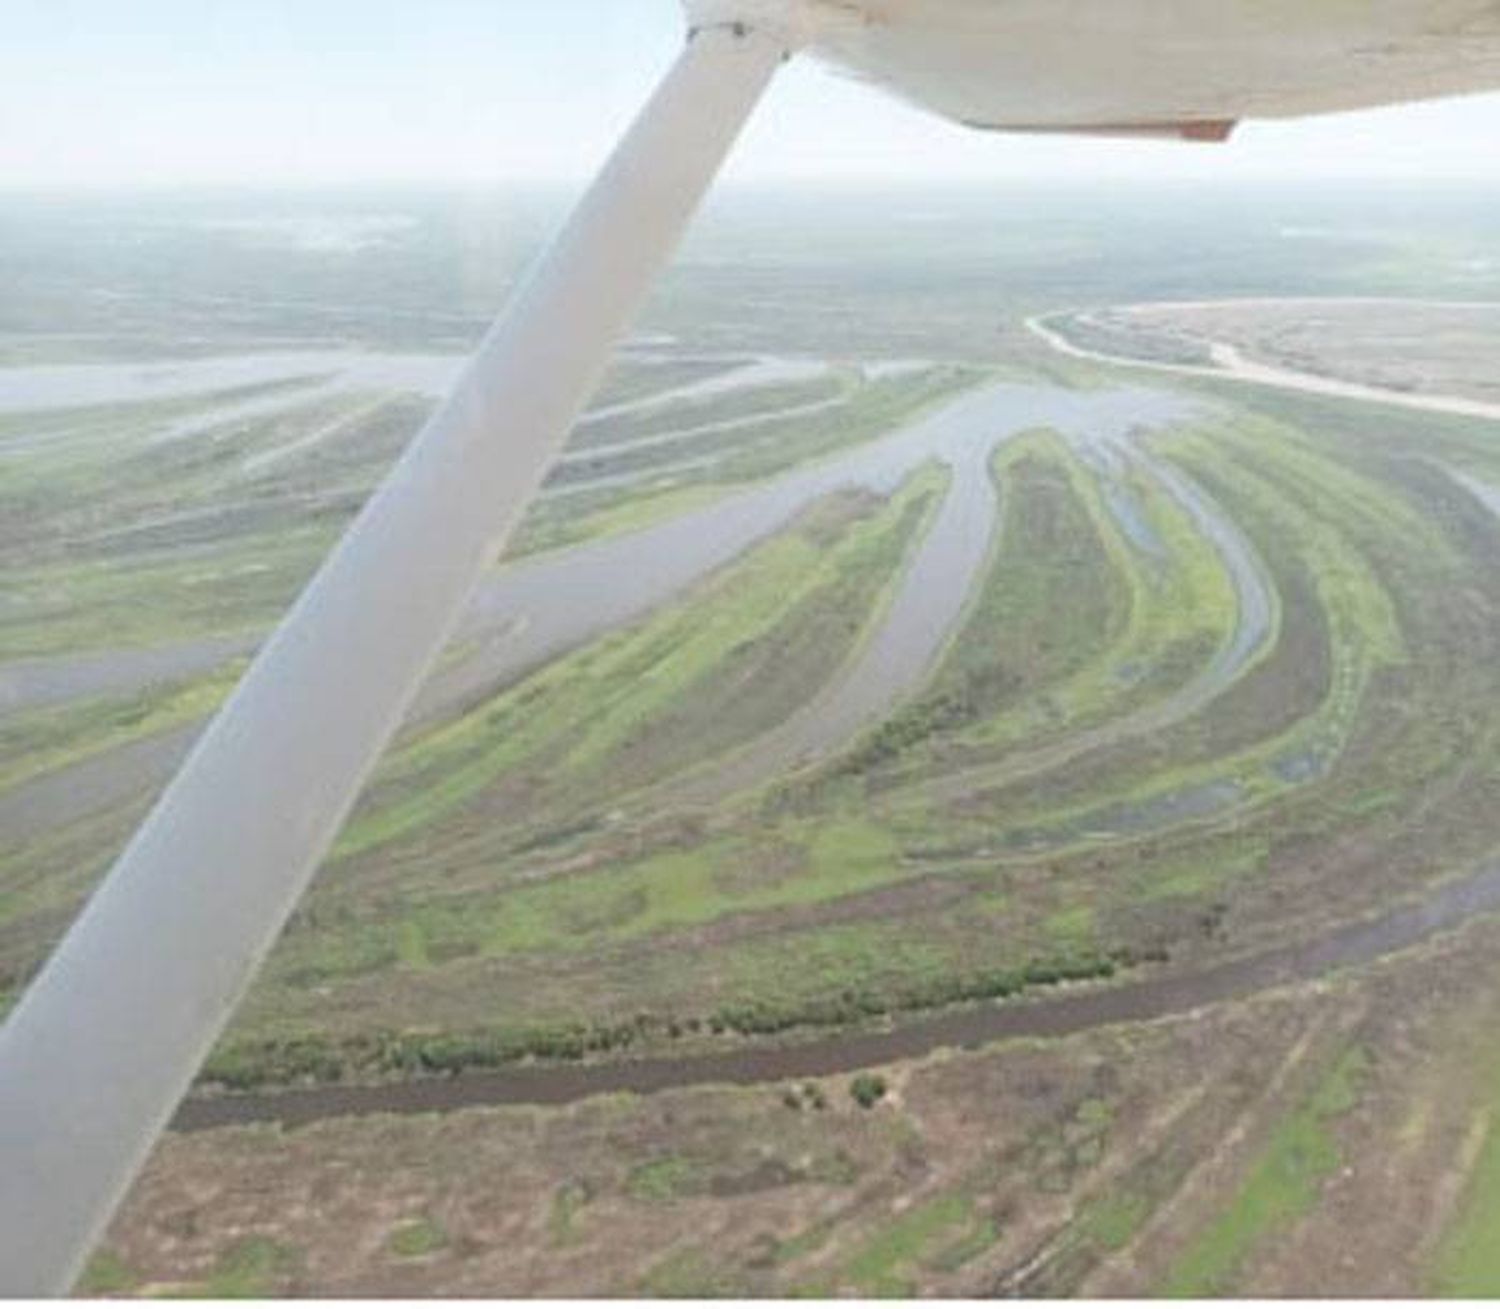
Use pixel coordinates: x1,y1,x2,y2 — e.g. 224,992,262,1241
172,856,1500,1131
169,380,1500,1111
0,363,979,836
0,377,1186,902
11,318,1500,1167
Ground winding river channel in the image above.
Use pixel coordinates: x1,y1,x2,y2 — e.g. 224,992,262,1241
172,857,1500,1131
12,334,1500,1133
0,380,1190,844
663,386,1197,806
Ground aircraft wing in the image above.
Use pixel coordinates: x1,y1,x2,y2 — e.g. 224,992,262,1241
800,0,1500,140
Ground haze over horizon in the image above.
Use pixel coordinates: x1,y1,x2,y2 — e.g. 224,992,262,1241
8,0,1500,190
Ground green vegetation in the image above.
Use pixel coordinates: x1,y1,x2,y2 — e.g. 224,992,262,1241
1078,1190,1151,1251
772,1217,837,1265
1162,1046,1370,1296
547,1181,590,1246
713,369,982,484
1433,1119,1500,1294
638,1248,742,1297
0,663,242,792
571,374,851,451
387,1216,449,1258
841,1190,981,1296
590,358,743,408
838,431,1237,813
74,1249,138,1296
1028,1096,1115,1194
1432,1048,1500,1296
626,1155,704,1202
924,1214,1001,1274
1132,837,1269,904
11,233,1500,1309
17,195,1500,1297
333,470,945,860
830,435,1130,776
202,942,1124,1089
1,523,339,657
960,436,1234,746
179,382,1494,1087
511,481,731,557
19,373,1500,1109
178,1237,298,1298
944,437,1130,704
313,820,907,978
881,407,1427,888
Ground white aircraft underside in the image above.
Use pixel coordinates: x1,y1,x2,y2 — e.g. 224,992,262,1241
705,0,1500,137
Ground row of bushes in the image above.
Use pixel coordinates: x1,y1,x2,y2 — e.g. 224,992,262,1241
707,950,1128,1039
847,666,1024,771
202,1013,669,1092
200,946,1151,1093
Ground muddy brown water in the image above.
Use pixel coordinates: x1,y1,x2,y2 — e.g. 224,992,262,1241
172,859,1500,1133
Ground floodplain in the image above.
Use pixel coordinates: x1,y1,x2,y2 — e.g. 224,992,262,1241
5,184,1500,1295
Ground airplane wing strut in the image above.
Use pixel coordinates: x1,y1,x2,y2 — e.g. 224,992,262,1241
0,20,789,1295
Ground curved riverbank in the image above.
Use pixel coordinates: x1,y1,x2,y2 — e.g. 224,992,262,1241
0,381,1190,844
1026,304,1500,425
172,855,1500,1131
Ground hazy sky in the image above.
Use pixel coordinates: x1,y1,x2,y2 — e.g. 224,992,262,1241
7,0,1500,188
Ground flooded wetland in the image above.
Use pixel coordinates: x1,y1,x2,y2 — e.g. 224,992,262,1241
7,186,1500,1295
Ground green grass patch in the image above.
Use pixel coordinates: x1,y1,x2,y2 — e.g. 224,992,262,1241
924,1215,1000,1273
1431,1046,1500,1295
773,1218,837,1265
1161,1045,1369,1296
842,1190,976,1296
476,818,901,957
1079,1190,1152,1251
1433,1115,1500,1294
509,367,979,560
273,814,914,990
176,1236,297,1298
548,1181,590,1246
626,1155,705,1202
638,1248,742,1297
74,1249,138,1295
1,523,336,657
387,1216,449,1258
1043,904,1097,947
715,919,955,1015
860,430,1239,820
1133,837,1269,904
1164,423,1406,667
